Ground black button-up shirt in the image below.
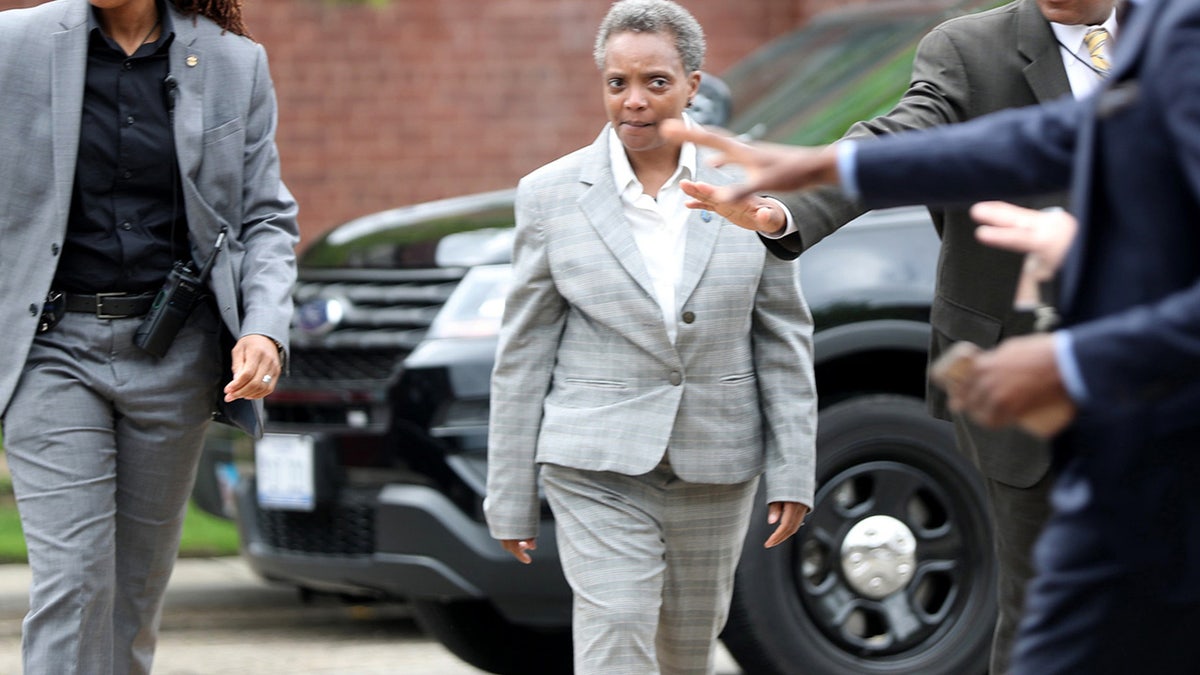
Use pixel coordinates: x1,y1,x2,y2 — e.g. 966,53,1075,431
54,4,188,294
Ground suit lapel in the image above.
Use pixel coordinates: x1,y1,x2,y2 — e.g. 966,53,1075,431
168,7,204,192
675,150,729,308
578,129,658,300
1017,0,1072,103
50,1,89,218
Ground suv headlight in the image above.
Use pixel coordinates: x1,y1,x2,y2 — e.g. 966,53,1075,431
426,264,513,339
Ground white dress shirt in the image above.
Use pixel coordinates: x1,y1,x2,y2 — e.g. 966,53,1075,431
608,122,697,344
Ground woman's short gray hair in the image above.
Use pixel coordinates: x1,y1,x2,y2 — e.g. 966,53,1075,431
593,0,706,74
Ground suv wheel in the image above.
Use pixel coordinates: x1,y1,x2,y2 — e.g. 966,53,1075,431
722,394,996,675
412,599,573,675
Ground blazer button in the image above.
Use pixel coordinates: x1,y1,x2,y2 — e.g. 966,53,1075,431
29,303,38,316
669,371,682,386
681,311,695,324
51,243,60,255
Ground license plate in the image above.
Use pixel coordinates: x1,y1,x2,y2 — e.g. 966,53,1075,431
255,433,316,511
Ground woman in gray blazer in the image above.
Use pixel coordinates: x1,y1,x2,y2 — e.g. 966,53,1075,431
484,2,816,673
0,0,298,672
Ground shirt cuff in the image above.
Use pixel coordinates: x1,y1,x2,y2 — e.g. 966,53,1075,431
1053,330,1089,404
836,140,861,201
759,197,797,238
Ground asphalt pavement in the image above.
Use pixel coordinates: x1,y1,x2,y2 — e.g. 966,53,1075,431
0,557,743,674
0,556,493,674
0,556,303,628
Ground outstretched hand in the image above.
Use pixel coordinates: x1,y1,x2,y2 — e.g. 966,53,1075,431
679,179,787,235
971,201,1078,313
971,201,1078,278
660,120,841,202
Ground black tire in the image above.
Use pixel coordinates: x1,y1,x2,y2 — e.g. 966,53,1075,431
412,598,573,675
722,395,995,675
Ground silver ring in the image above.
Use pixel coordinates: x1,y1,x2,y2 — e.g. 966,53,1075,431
261,374,272,384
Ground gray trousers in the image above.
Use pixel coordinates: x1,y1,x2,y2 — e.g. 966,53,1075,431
953,415,1054,675
2,305,221,675
541,458,758,675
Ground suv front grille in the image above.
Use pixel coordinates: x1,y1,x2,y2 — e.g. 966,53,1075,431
255,490,377,556
287,347,407,385
267,268,467,428
284,268,465,389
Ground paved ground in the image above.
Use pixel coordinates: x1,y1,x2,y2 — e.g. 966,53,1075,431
0,557,743,674
0,558,489,674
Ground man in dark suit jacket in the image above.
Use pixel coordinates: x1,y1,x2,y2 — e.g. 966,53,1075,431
681,0,1114,670
664,0,1200,670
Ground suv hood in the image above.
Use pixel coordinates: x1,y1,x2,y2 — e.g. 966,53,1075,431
301,189,518,270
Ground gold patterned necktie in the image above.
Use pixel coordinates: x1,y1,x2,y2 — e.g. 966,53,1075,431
1083,27,1111,77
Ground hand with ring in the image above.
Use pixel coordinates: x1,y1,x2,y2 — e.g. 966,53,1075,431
223,333,283,402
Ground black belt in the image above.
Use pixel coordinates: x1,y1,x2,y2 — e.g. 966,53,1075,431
61,292,157,318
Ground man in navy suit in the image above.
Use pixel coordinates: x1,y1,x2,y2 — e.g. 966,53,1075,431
663,0,1200,671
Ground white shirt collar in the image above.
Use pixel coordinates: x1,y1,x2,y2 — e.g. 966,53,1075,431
608,114,697,199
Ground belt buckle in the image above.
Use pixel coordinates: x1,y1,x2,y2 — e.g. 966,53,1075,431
95,292,126,319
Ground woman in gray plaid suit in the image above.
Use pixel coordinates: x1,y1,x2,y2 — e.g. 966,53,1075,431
485,2,817,672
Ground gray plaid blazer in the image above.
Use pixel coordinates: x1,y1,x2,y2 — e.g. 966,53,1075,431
485,128,817,540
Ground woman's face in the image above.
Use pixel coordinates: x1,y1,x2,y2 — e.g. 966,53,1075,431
601,30,700,156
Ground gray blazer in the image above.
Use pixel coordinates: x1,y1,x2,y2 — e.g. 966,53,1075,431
485,128,817,540
774,0,1070,487
0,0,299,424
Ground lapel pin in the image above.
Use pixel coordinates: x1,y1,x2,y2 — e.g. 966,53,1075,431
186,55,199,67
700,210,712,223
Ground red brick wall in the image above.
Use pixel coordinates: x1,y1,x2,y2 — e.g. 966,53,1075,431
2,0,867,247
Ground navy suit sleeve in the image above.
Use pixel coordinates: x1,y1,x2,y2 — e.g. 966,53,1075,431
1070,288,1200,414
853,95,1083,209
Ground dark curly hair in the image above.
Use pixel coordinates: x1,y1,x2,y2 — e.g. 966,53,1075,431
170,0,250,37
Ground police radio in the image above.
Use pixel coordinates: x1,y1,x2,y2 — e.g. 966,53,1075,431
133,227,227,358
